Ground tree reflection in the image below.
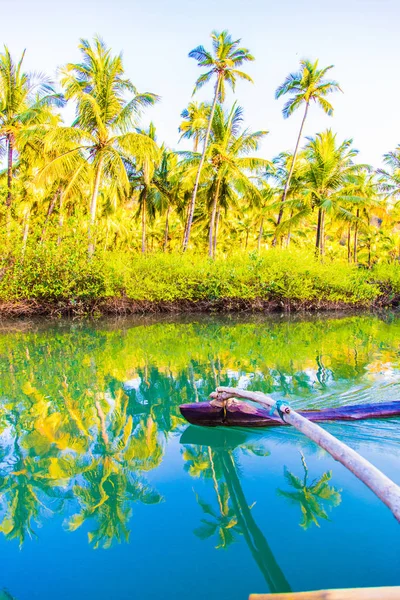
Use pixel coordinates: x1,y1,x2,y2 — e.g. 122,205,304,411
181,428,291,594
0,383,163,548
277,453,341,529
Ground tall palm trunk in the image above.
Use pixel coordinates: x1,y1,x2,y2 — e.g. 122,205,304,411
208,177,221,258
286,209,293,248
320,210,325,256
347,224,352,263
273,101,309,245
88,155,104,256
141,193,147,253
6,135,13,234
183,76,221,251
368,238,371,268
57,192,64,246
353,209,359,264
163,204,170,252
21,207,31,258
257,217,264,252
213,206,220,257
40,188,60,243
315,207,325,256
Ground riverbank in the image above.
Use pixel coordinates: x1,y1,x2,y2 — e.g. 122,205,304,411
1,247,399,316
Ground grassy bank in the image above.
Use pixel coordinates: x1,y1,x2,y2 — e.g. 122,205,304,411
1,243,400,316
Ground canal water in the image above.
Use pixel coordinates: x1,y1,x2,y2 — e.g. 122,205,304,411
0,314,399,599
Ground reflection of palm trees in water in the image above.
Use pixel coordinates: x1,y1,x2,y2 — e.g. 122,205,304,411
277,452,341,529
0,410,76,546
0,389,164,549
67,400,163,549
182,432,291,594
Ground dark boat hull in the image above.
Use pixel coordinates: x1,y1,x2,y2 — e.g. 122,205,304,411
179,400,400,428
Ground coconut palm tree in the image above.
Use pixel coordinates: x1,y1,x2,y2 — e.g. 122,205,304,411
127,122,162,252
274,59,342,240
339,170,378,263
265,151,310,247
183,30,255,251
378,146,400,202
181,103,268,257
206,103,268,257
303,130,360,255
179,101,210,151
0,46,64,228
44,37,159,255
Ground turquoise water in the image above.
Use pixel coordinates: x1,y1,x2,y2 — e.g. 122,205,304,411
0,314,400,599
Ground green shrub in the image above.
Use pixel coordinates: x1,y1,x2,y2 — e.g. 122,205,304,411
0,242,398,309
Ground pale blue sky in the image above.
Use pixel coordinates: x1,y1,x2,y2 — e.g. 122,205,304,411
2,0,399,166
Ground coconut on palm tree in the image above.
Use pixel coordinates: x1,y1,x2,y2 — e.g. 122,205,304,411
274,59,342,241
182,30,255,251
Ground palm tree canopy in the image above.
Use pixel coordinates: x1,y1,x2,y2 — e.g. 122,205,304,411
179,101,210,146
42,37,160,204
0,46,64,151
61,37,159,137
275,59,342,119
304,129,359,204
378,146,400,201
189,30,254,102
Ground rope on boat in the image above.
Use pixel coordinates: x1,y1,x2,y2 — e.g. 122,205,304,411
270,399,291,422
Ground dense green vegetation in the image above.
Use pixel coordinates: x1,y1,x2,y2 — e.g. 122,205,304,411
0,32,399,312
1,247,400,313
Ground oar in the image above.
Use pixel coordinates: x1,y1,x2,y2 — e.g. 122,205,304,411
211,387,400,523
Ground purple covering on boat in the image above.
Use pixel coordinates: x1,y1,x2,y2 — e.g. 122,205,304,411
179,400,400,428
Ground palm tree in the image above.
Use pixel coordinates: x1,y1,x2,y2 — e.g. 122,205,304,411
378,146,400,201
303,129,360,254
274,59,342,240
179,101,210,151
0,46,64,228
206,103,268,257
45,37,159,255
340,170,378,263
127,123,163,252
265,151,309,247
181,103,268,257
182,30,254,251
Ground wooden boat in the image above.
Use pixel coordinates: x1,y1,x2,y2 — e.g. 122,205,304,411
179,399,400,428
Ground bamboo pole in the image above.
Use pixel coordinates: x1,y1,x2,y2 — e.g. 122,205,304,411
250,587,400,600
211,387,400,523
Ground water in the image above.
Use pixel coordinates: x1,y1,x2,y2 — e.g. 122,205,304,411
0,313,400,599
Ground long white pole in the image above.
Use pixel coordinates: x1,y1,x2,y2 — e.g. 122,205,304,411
212,387,400,522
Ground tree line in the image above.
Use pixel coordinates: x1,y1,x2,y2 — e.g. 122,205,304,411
0,31,399,264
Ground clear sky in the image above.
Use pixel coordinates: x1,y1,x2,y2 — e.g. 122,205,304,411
1,0,399,167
